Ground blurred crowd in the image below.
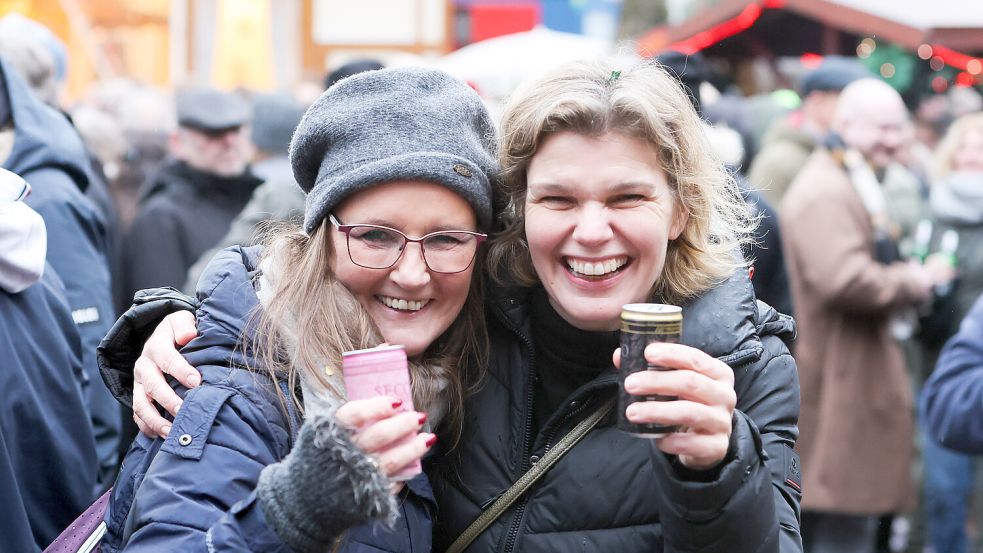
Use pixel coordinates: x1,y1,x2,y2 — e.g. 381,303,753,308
3,11,983,553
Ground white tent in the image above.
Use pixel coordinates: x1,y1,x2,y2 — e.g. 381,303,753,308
436,25,637,99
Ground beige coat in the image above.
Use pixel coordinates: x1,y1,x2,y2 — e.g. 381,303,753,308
780,149,925,514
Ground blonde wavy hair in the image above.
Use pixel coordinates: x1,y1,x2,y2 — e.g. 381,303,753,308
245,221,487,448
488,58,755,305
933,112,983,179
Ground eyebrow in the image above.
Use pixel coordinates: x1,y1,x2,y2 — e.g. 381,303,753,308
528,181,659,194
347,218,477,233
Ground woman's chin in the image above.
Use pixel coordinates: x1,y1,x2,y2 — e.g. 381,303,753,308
555,302,622,331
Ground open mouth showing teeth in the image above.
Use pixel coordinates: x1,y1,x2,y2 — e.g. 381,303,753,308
565,257,630,279
378,296,430,312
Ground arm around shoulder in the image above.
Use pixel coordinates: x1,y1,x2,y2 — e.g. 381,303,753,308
97,287,198,407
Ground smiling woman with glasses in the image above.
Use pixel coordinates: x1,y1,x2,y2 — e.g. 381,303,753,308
97,68,498,553
329,213,487,273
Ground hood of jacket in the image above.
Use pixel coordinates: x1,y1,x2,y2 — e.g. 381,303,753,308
0,168,46,293
0,59,92,193
180,244,265,373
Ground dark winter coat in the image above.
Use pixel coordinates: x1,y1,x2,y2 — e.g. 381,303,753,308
0,59,119,487
102,246,435,552
120,159,261,302
0,266,98,551
429,270,803,553
921,293,983,454
743,187,793,318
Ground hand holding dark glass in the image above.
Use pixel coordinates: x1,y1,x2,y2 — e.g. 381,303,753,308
330,214,486,274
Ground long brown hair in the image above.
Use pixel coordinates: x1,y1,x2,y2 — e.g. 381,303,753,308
244,220,488,448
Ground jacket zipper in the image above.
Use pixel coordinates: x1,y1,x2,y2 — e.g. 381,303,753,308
492,301,537,553
492,299,615,553
541,398,592,456
501,392,599,553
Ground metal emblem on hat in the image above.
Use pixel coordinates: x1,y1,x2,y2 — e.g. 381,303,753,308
453,164,472,177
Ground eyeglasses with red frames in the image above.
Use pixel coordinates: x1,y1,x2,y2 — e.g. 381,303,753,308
329,214,487,274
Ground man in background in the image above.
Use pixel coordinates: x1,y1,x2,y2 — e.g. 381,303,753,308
750,57,869,207
121,87,261,302
782,78,953,553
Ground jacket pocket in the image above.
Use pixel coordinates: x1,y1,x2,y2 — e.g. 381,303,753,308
160,385,235,460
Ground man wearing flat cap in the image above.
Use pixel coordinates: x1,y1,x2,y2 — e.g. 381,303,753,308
120,87,261,308
750,56,871,207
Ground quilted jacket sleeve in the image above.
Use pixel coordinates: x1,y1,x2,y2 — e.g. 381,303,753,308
921,294,983,454
651,336,802,553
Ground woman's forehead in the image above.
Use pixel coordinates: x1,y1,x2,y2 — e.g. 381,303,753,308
526,132,668,190
334,180,478,229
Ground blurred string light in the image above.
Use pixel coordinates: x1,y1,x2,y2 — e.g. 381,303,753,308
931,44,982,73
917,44,933,60
800,52,823,69
956,72,976,87
860,41,915,90
930,56,945,71
657,0,786,55
857,37,876,59
932,76,949,93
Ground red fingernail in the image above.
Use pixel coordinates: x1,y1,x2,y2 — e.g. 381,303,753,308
418,413,428,425
425,434,437,447
392,399,403,409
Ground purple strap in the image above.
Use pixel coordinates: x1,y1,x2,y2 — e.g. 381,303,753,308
44,489,111,553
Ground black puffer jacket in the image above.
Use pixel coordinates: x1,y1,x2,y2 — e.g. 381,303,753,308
430,270,803,552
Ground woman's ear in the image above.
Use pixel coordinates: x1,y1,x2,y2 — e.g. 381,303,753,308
669,204,688,241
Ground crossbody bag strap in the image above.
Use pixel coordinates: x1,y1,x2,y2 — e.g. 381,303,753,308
445,397,616,553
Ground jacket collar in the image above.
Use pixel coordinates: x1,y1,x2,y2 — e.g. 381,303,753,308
491,268,794,368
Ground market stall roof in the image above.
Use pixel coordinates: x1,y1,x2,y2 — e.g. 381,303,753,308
639,0,983,66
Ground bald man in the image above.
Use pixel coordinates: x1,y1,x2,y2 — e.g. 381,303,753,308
780,79,953,553
749,57,868,207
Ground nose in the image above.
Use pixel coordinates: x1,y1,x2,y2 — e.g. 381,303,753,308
221,131,240,147
571,203,613,247
882,127,904,149
389,242,432,289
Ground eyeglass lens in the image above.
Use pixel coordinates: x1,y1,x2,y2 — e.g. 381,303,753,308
345,226,479,272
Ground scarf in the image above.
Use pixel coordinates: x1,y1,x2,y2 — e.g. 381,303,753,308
931,171,983,225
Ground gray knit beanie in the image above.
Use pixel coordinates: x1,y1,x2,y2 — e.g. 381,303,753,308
290,66,497,234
